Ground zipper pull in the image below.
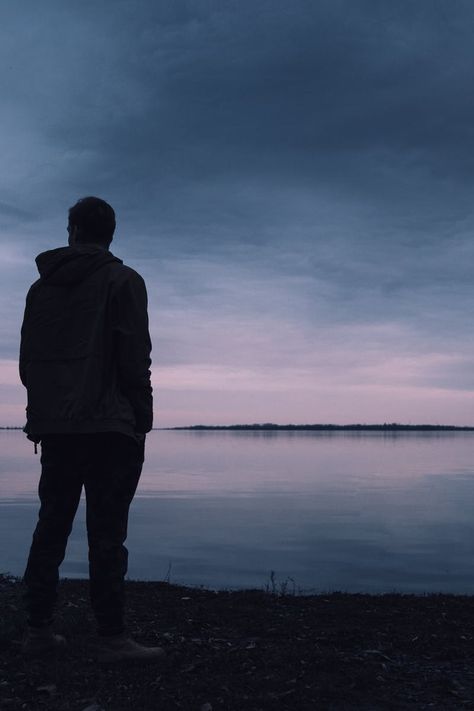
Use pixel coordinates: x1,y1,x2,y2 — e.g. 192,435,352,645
34,442,38,454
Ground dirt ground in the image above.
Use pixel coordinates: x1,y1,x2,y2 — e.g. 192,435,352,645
1,574,474,710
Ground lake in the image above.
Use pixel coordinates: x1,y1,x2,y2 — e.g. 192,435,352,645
1,429,474,594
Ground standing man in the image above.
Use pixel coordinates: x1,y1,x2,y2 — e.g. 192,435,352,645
20,197,164,662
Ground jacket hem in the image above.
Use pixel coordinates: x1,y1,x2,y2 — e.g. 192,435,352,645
24,419,138,440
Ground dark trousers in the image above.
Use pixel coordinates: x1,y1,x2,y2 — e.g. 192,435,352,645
24,432,144,635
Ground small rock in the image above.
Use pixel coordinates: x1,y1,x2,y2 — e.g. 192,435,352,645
37,684,57,696
200,704,213,711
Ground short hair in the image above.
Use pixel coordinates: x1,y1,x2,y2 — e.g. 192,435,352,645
68,196,116,247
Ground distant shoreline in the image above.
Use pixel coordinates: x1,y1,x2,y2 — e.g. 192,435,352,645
2,423,474,432
165,423,474,431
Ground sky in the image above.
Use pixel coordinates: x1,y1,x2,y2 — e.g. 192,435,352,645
1,0,474,427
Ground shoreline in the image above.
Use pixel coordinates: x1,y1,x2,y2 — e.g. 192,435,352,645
3,424,474,432
167,424,474,431
2,574,474,709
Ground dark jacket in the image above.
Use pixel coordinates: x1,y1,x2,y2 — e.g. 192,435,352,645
19,245,153,440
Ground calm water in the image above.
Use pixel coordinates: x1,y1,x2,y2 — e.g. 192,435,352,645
1,429,474,593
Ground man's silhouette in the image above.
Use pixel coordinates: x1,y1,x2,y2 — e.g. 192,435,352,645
19,197,164,662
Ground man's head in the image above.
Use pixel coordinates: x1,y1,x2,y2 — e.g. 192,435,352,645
68,196,116,249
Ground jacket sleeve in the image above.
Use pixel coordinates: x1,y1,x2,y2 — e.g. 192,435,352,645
19,288,33,388
112,271,153,433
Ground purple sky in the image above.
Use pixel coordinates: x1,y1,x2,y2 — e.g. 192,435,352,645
1,1,474,427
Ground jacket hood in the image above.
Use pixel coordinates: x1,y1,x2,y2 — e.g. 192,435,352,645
36,245,122,286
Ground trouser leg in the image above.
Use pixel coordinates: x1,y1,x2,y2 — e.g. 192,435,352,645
24,436,83,627
84,434,144,636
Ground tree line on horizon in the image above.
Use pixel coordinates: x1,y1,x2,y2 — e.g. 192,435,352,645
168,423,474,431
2,423,474,431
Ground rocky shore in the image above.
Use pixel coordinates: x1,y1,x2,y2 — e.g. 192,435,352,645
1,574,474,710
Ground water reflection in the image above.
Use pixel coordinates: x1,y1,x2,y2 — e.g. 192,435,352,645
1,430,474,592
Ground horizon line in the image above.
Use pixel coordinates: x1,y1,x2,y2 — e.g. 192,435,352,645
2,422,474,431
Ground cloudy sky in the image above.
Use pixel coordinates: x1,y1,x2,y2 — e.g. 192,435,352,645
1,0,474,427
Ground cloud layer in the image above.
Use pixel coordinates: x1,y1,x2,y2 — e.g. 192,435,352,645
1,1,474,425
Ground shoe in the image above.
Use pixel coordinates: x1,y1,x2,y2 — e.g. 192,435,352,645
96,633,166,663
22,625,66,657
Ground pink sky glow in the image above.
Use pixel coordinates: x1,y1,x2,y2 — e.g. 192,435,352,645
2,359,473,429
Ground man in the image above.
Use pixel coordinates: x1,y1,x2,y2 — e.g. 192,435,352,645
19,196,164,662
